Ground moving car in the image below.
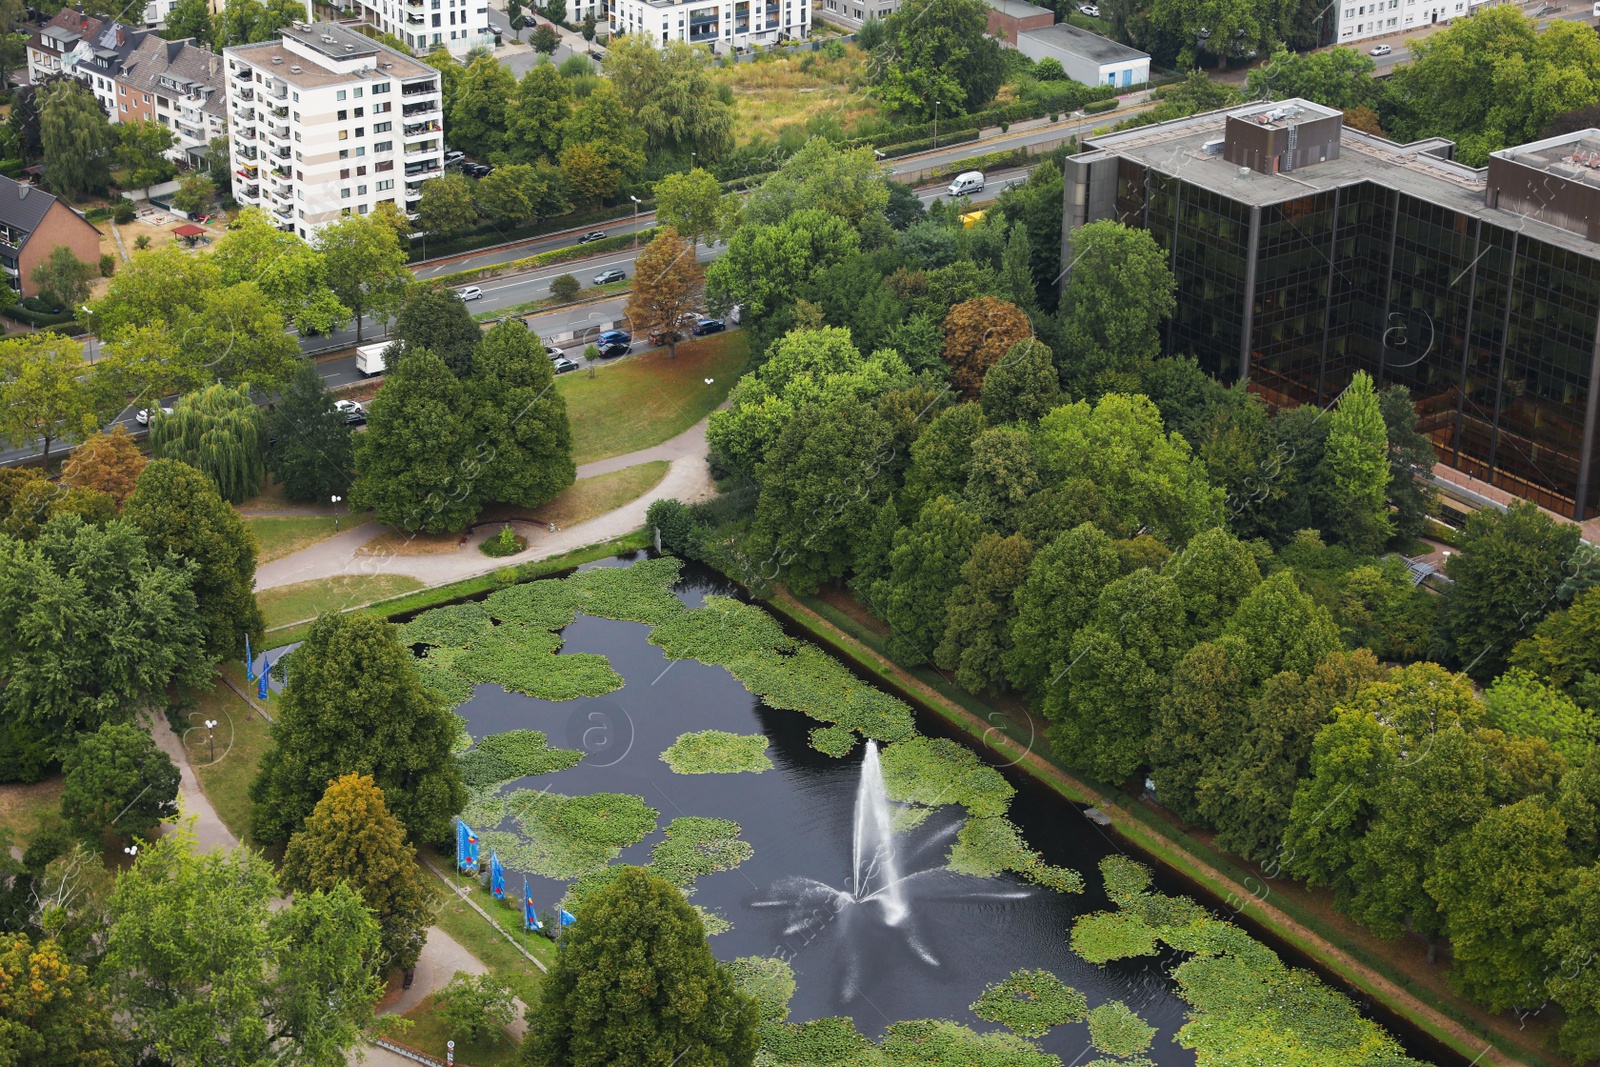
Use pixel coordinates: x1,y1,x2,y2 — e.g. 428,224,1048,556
334,399,366,424
593,267,627,285
551,356,580,374
946,171,985,197
597,329,631,345
457,286,483,301
134,405,173,425
1369,43,1391,55
596,341,631,358
692,318,725,336
578,230,608,244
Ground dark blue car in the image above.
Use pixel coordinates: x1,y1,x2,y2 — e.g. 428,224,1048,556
597,329,631,345
692,318,725,336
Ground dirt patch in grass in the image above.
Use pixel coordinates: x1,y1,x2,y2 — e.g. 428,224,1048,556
559,330,748,465
257,573,426,629
398,994,522,1067
245,516,342,563
358,530,468,557
184,680,274,846
0,778,64,851
481,462,670,530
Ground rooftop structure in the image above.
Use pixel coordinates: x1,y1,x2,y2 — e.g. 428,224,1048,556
1016,22,1149,88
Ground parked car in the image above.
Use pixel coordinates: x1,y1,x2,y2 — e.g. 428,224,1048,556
597,329,631,345
578,230,608,244
462,162,493,178
691,318,725,336
597,341,631,358
551,356,580,374
444,150,466,167
334,399,366,424
593,267,627,285
134,405,173,425
544,345,564,359
1369,43,1391,56
946,171,985,197
1079,3,1099,14
457,286,483,301
588,48,605,61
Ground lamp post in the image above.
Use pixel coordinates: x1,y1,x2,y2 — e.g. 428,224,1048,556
934,99,940,150
204,719,218,762
331,494,342,531
629,195,641,248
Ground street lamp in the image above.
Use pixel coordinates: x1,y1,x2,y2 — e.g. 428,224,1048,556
331,494,342,531
629,195,641,248
934,99,940,150
123,844,138,858
447,1041,455,1067
204,719,218,762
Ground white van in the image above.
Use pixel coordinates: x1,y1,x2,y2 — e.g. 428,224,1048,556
947,171,985,197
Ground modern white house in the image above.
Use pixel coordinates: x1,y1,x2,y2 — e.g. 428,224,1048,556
817,0,897,29
1332,0,1489,42
225,22,445,238
351,0,494,56
1016,22,1148,89
608,0,807,50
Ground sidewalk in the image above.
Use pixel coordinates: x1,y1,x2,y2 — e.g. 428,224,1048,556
255,416,715,594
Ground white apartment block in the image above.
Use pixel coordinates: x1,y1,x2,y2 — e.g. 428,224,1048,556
353,0,493,56
1334,0,1487,42
225,23,445,239
609,0,807,50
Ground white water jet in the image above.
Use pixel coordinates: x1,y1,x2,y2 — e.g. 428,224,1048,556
852,740,909,925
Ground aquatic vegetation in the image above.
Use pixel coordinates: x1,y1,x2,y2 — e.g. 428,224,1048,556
969,968,1088,1038
661,730,773,774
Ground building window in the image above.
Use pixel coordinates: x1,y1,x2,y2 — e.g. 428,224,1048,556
375,140,392,152
358,184,367,194
356,146,366,156
373,82,390,93
357,165,367,175
339,130,349,140
341,188,351,198
354,87,363,98
340,148,350,158
355,106,364,117
356,127,364,137
338,109,347,120
336,89,347,100
377,178,394,190
374,101,391,113
341,168,351,178
374,121,391,133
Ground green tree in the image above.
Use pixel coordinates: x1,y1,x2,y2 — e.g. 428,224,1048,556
1148,636,1252,822
1378,384,1438,548
559,83,646,199
212,207,349,335
438,972,518,1042
250,612,467,846
873,0,1002,119
281,773,432,973
1005,522,1121,693
314,213,412,343
417,172,481,239
29,244,95,312
900,403,987,520
123,458,264,662
1443,501,1581,681
520,866,761,1067
998,222,1039,317
469,319,575,506
742,138,890,228
935,531,1033,694
706,209,859,322
654,167,726,248
1059,221,1176,396
104,830,383,1067
1320,371,1392,553
625,228,704,359
0,932,121,1067
148,383,266,504
962,426,1040,533
601,37,735,157
1245,46,1376,109
1511,584,1600,696
1547,861,1600,1059
1482,669,1600,765
39,79,113,200
532,23,559,54
165,0,215,46
116,120,177,197
60,722,180,843
882,495,985,665
1162,525,1261,644
507,63,572,163
395,285,484,378
476,163,568,227
1221,569,1342,684
265,360,355,505
581,11,595,38
0,333,98,465
0,515,207,738
352,347,480,532
508,0,525,28
171,171,216,217
1336,557,1438,662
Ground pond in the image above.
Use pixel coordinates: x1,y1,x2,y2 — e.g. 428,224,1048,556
301,554,1456,1065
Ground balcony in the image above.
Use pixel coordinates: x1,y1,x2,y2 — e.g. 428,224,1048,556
178,122,205,141
238,87,254,101
238,183,259,197
235,165,258,179
232,65,252,80
235,106,255,121
406,11,424,21
270,104,288,119
268,83,287,99
404,161,440,177
271,164,292,180
270,145,291,159
268,122,290,139
401,80,438,96
237,126,256,141
403,120,441,137
401,100,437,116
235,144,257,160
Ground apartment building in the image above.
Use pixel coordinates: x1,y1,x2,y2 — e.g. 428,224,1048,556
225,23,444,238
1331,0,1489,43
609,0,807,49
27,10,150,116
1064,99,1600,520
116,36,229,165
352,0,493,55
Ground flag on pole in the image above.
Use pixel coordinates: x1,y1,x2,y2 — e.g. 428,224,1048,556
456,820,480,875
524,878,541,931
258,657,271,701
558,907,577,927
490,851,506,899
245,633,254,681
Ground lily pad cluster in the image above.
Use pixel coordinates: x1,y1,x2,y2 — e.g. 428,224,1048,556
661,730,774,774
467,790,658,878
457,729,583,789
969,969,1088,1038
1086,1001,1155,1058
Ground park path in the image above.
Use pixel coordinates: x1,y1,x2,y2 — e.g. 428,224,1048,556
146,707,240,855
255,415,714,595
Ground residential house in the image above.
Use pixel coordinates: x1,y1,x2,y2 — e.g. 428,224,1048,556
0,175,103,299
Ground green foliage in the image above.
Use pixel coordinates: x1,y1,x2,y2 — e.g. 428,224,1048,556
1005,522,1121,692
809,724,860,757
1483,668,1600,764
661,730,773,774
742,138,891,228
149,382,266,504
947,816,1084,892
647,816,754,885
60,721,180,842
458,729,584,788
603,38,735,157
980,339,1059,425
314,213,412,344
438,971,519,1042
878,1018,1059,1067
265,359,354,504
38,79,113,200
418,172,481,240
474,790,658,877
969,969,1086,1037
1321,371,1392,553
1069,911,1160,963
878,737,1014,817
1086,1001,1155,1057
873,0,1003,119
1246,46,1376,109
521,866,761,1067
727,957,797,1022
395,286,485,378
758,1017,873,1065
453,624,624,700
883,495,985,664
480,524,527,558
0,930,121,1066
0,333,98,465
1058,222,1176,397
551,273,580,301
29,244,95,311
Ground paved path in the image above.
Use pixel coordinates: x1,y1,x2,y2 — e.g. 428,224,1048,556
146,707,240,854
256,416,715,594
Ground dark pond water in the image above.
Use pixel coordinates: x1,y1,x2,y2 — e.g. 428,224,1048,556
275,555,1456,1065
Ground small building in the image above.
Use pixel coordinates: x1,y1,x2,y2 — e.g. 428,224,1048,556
1016,22,1148,89
817,0,897,30
986,0,1053,42
26,9,151,117
0,176,103,300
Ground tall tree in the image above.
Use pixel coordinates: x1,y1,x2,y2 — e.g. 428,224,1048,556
104,831,383,1067
30,245,95,311
1148,636,1252,823
60,424,147,506
265,360,355,505
654,168,726,248
1321,371,1392,553
1245,46,1376,110
872,0,1003,119
171,172,216,217
351,347,480,532
1511,584,1600,698
476,163,568,228
1162,525,1261,645
0,333,98,465
468,319,575,507
249,612,468,845
1221,570,1342,685
600,37,735,157
706,210,859,322
123,458,264,662
116,120,177,198
520,866,761,1067
394,286,484,378
558,83,645,199
1059,221,1176,397
507,63,572,163
1006,522,1121,693
962,426,1040,533
314,213,411,343
625,228,704,359
941,296,1032,399
935,531,1033,694
281,773,432,974
1378,384,1438,548
899,403,987,520
165,0,216,46
0,932,121,1066
60,722,180,843
882,495,985,665
448,55,516,160
1547,862,1600,1060
742,138,890,229
148,383,266,504
416,172,480,240
38,79,113,200
212,207,349,335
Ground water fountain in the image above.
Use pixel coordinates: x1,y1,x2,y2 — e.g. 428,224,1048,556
853,740,909,926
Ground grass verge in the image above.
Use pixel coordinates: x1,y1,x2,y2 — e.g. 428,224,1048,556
257,573,426,630
558,331,747,465
482,462,670,529
245,516,342,563
421,846,557,1004
398,994,521,1067
0,778,64,852
185,678,274,846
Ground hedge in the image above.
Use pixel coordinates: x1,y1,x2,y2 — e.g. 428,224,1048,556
5,305,77,329
409,201,657,262
1083,98,1120,114
0,159,24,179
928,147,1031,183
431,227,661,289
878,129,982,158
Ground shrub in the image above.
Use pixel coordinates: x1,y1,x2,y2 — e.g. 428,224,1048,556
646,497,695,553
134,235,150,250
1084,98,1120,114
479,523,526,557
436,972,517,1042
1034,57,1066,81
112,200,137,223
99,253,115,277
550,272,581,301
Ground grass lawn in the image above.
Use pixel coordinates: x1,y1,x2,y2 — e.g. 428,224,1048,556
257,573,425,630
0,778,64,852
186,680,274,846
399,994,522,1067
244,516,342,563
421,847,556,1006
558,330,747,465
482,462,670,529
474,278,633,323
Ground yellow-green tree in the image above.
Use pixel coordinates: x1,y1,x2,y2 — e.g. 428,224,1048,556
625,228,703,359
0,333,99,465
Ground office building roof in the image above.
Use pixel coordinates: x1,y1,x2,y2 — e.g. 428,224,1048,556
1017,22,1148,64
228,23,434,87
989,0,1053,19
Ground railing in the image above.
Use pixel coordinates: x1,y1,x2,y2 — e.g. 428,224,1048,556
271,146,291,159
238,87,254,100
268,84,287,99
235,106,255,121
235,145,257,159
403,121,440,136
404,143,438,157
401,80,437,95
401,101,437,116
404,162,440,177
271,165,292,179
271,105,288,118
232,66,252,80
269,123,290,138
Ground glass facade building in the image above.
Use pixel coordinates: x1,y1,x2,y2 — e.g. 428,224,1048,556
1065,102,1600,520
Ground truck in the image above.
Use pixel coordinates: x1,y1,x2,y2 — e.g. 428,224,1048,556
356,340,402,376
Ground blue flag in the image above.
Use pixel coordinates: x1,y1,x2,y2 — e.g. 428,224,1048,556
490,851,506,899
245,633,253,681
559,907,577,927
524,878,541,931
457,820,480,875
258,657,270,701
